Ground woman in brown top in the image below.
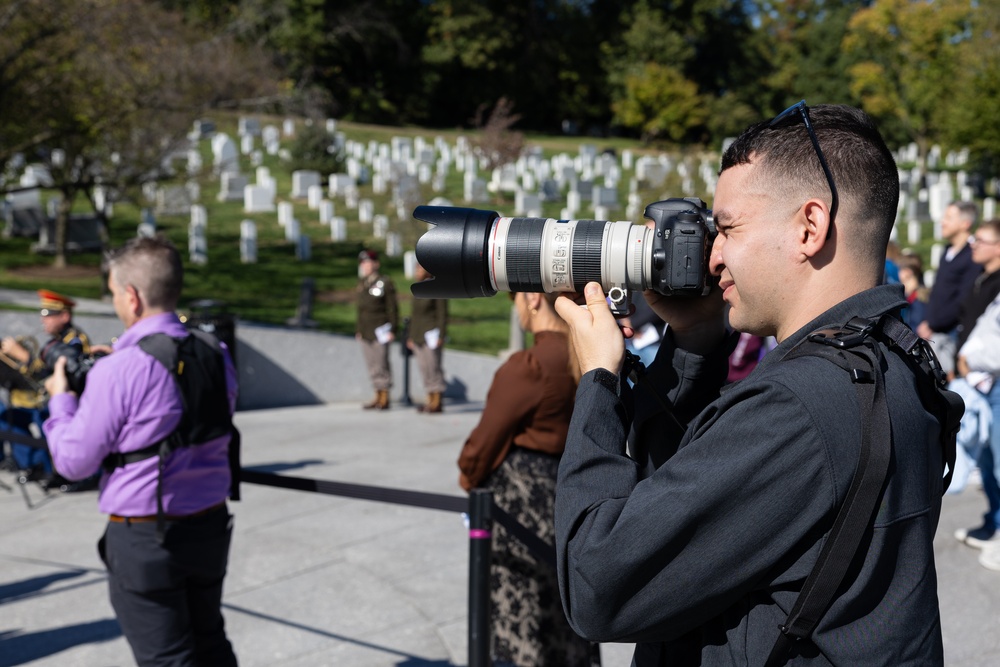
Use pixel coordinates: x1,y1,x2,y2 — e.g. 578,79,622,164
458,292,600,667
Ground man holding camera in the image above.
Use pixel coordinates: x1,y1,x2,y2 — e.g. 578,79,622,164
554,105,949,664
1,289,90,482
43,236,239,667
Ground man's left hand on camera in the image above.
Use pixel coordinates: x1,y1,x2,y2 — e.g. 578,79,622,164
44,356,70,396
555,282,628,375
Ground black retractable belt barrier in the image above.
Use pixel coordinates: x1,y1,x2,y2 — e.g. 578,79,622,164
239,469,467,513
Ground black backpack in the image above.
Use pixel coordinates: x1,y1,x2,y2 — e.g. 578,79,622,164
102,330,241,538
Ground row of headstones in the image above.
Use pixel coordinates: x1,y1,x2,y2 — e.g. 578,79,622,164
140,193,406,266
188,116,715,223
894,143,970,171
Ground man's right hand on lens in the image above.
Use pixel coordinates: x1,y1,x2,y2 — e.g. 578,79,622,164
555,283,632,375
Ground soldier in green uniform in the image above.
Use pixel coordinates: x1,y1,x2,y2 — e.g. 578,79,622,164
406,263,448,413
355,250,397,410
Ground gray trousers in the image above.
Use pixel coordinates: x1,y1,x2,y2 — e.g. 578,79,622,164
412,344,446,394
359,338,392,391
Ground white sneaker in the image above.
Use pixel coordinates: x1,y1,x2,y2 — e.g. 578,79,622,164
979,544,1000,572
954,525,1000,549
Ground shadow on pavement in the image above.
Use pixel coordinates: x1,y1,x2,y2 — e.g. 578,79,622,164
0,619,121,667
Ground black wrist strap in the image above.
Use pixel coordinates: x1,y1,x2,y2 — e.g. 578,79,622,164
764,339,891,666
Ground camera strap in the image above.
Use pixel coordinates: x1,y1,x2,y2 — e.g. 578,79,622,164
765,314,962,666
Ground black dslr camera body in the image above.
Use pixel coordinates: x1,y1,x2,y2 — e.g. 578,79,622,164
411,198,716,315
42,343,107,394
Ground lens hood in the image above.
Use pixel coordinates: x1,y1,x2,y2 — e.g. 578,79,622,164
412,206,500,298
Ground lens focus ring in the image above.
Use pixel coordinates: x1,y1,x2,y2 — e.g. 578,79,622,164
571,220,605,289
504,218,544,291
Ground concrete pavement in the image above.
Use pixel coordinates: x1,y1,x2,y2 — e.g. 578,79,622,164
2,401,1000,666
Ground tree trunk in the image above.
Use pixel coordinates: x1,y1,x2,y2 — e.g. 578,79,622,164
54,191,72,269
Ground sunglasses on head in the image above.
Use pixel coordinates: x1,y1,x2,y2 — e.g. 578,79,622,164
768,100,839,236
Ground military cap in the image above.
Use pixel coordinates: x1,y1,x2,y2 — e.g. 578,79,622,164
38,289,75,315
359,249,379,262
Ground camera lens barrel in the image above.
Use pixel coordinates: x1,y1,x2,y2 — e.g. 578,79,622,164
412,199,712,300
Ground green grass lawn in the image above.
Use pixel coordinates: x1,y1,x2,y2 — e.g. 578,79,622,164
0,115,947,354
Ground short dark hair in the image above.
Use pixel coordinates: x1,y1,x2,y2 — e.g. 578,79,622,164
106,236,183,310
721,104,899,272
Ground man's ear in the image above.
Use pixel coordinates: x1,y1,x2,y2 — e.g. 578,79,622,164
799,198,832,258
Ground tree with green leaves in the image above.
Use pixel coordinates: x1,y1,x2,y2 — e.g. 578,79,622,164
942,5,1000,178
1,0,282,268
844,0,976,171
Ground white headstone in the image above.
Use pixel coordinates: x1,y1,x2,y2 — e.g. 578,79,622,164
278,201,294,227
344,187,359,210
566,190,581,215
331,216,347,241
190,204,207,228
285,217,300,243
291,170,321,199
373,214,388,238
463,172,488,203
908,220,921,245
244,185,275,213
329,173,354,197
930,243,944,270
308,184,324,210
218,173,248,202
240,220,257,264
984,197,996,221
319,199,335,224
386,232,402,257
189,224,207,265
282,118,296,137
515,191,542,216
593,186,618,208
238,117,261,137
358,199,374,224
211,133,239,174
240,134,255,156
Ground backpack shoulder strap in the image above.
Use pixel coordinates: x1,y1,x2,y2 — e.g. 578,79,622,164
766,319,892,666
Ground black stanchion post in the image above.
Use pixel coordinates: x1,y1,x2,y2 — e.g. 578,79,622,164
400,316,413,407
468,488,493,667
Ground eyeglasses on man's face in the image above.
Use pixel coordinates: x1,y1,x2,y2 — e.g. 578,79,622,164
971,235,1000,246
768,100,839,233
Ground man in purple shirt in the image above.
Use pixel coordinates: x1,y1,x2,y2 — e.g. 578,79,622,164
44,236,239,667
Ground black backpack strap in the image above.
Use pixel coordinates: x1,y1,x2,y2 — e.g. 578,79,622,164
765,323,892,666
873,315,961,493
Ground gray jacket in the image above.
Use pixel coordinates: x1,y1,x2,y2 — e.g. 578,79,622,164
556,284,945,665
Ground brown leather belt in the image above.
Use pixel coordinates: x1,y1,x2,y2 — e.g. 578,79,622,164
108,501,226,524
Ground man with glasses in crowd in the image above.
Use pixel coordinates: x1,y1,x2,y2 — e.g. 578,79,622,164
917,200,982,376
954,217,1000,552
554,104,950,665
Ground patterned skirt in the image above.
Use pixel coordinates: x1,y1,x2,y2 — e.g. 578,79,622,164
485,446,602,667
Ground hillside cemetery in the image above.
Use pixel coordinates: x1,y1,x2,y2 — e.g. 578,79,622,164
3,116,998,289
